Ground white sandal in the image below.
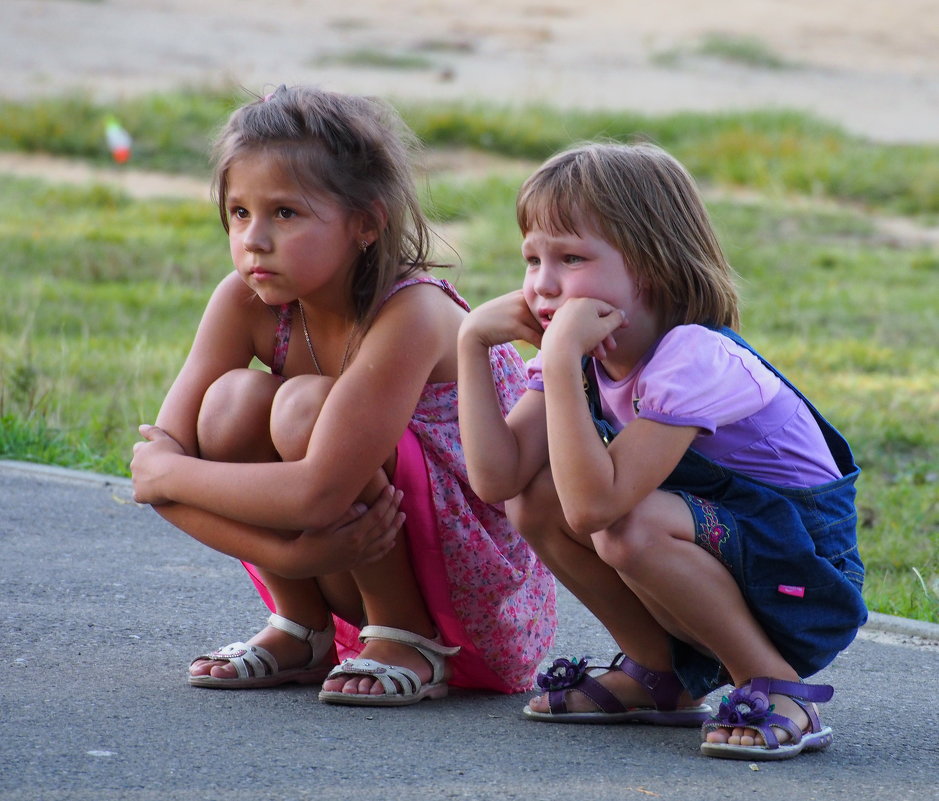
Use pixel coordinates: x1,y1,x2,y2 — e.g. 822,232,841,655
188,613,335,689
318,625,460,706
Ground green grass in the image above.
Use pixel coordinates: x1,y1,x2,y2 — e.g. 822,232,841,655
0,94,936,624
695,33,794,70
314,49,435,71
3,91,939,215
653,33,794,71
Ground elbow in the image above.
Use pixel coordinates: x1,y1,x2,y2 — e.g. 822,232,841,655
563,505,615,539
466,467,517,506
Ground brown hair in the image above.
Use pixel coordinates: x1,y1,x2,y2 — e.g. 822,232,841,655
211,85,438,326
517,142,739,330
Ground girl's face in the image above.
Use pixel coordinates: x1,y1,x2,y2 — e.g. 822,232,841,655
226,152,367,308
521,218,652,334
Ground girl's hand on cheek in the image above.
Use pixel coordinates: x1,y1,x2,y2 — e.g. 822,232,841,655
460,290,543,350
130,424,185,505
543,298,627,359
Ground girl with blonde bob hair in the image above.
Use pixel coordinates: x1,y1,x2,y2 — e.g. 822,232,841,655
459,141,866,760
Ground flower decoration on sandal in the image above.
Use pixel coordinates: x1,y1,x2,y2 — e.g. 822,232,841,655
536,656,590,691
714,684,775,727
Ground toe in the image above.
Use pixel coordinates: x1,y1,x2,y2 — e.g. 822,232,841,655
527,693,550,713
705,729,730,744
209,661,237,679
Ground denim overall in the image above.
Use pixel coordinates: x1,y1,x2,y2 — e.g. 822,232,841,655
586,327,868,698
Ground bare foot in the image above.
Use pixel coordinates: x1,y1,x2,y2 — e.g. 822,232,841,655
321,638,440,696
526,664,705,714
189,625,316,679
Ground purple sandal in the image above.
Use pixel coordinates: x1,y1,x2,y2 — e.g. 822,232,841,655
523,653,712,726
700,677,834,761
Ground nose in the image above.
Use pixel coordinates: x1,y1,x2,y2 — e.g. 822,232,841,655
532,263,561,298
241,221,272,253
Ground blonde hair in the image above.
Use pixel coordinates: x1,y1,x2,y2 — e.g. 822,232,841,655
212,85,438,326
517,142,739,330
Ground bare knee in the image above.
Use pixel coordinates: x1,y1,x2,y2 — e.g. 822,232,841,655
270,374,335,461
198,369,280,461
593,492,693,575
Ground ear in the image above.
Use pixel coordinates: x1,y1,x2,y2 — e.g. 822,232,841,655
357,200,388,247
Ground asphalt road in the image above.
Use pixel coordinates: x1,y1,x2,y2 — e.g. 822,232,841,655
2,460,937,800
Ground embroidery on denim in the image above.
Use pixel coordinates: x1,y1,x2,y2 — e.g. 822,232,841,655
689,494,731,567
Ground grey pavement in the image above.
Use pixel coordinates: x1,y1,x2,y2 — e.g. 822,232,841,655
2,460,937,801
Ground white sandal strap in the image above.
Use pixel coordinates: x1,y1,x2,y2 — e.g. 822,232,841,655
358,625,460,685
268,613,314,642
327,658,422,696
268,613,336,667
191,642,278,679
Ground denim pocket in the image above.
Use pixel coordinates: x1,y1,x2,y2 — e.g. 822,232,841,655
747,572,867,677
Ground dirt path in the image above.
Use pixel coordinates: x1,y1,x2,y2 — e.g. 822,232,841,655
3,0,939,143
3,0,938,251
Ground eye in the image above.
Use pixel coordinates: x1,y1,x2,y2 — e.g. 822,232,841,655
230,206,249,220
563,254,585,265
276,207,297,219
524,256,541,269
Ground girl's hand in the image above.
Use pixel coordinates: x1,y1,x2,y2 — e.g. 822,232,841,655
460,290,544,350
286,485,405,576
130,424,186,505
542,298,627,361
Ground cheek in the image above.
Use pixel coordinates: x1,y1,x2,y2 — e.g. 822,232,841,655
521,270,537,298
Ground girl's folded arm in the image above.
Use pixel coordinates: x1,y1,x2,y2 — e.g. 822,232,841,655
543,355,698,534
148,282,453,531
457,290,548,503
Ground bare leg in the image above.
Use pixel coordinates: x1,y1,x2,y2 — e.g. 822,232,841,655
271,375,440,697
189,370,346,679
509,465,705,713
594,490,810,745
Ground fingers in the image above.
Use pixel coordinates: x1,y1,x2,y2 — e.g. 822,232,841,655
137,423,164,441
357,486,405,563
334,485,404,565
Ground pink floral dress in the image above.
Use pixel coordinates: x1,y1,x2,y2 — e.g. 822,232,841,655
244,276,557,693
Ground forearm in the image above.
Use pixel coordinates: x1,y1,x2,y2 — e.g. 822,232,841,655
151,501,305,577
542,350,623,534
157,455,350,531
457,332,527,502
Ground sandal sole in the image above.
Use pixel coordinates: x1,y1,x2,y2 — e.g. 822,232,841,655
188,665,332,689
700,726,833,760
318,682,449,706
523,703,712,726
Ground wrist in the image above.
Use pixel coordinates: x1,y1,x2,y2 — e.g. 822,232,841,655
541,336,582,374
457,322,493,353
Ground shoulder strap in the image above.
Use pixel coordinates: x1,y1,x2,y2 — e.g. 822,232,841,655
270,303,293,377
582,357,618,445
710,326,857,476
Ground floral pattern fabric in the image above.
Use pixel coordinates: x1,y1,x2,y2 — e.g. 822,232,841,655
255,276,557,692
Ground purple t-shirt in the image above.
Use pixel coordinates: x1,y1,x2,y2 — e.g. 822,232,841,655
526,325,840,488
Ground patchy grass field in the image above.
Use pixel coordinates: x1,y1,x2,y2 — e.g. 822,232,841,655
0,93,936,622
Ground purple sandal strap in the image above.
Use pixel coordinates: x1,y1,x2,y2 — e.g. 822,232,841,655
613,653,685,711
748,677,834,704
547,672,626,715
